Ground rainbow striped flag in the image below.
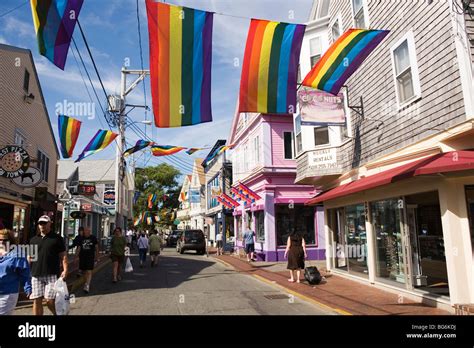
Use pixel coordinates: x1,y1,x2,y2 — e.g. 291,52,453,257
123,140,153,157
151,145,185,157
146,1,213,127
30,0,84,70
186,148,203,155
203,144,234,166
58,115,81,158
302,29,389,95
75,129,118,162
239,19,305,114
148,193,157,209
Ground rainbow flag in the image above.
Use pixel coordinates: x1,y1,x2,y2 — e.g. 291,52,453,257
186,148,203,155
154,215,160,222
203,144,234,166
237,182,261,201
148,193,157,209
302,29,389,95
146,216,153,225
30,0,84,70
123,140,153,157
146,0,213,127
239,19,305,114
75,130,117,162
151,145,185,156
58,115,81,158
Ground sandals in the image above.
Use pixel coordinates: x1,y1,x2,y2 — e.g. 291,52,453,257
288,279,295,282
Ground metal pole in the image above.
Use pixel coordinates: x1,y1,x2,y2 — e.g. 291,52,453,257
221,151,226,250
115,67,126,230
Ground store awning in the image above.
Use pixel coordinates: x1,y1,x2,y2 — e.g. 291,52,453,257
306,150,474,205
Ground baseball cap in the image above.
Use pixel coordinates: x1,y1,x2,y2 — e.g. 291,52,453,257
38,215,51,223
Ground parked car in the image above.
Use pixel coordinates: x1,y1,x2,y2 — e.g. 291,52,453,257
166,230,183,247
176,229,206,255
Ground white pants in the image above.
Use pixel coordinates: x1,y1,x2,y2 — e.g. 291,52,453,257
0,293,19,315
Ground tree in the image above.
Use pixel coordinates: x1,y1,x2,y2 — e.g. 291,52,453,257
133,164,181,229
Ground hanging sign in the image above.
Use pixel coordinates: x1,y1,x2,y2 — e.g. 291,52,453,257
297,88,346,126
0,146,30,179
11,167,42,188
103,190,116,206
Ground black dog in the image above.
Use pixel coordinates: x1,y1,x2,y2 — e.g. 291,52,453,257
20,172,34,183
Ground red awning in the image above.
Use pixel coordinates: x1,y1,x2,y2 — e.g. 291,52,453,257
306,150,474,205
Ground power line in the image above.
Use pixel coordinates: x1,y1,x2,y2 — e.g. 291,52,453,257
0,0,28,18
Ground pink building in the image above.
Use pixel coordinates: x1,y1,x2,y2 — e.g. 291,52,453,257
229,111,325,262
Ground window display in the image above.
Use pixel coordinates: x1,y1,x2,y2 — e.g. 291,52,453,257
276,204,315,246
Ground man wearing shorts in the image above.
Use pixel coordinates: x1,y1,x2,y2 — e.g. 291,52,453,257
215,226,223,256
29,215,68,315
243,228,256,262
74,228,98,294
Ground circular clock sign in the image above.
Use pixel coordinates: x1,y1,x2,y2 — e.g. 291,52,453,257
0,146,30,179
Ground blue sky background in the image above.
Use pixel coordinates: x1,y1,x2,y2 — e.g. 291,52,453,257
0,0,312,177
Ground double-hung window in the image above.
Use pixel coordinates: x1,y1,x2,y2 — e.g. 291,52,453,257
352,0,369,29
391,31,421,107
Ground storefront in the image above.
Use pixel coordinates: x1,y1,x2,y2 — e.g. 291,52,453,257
0,194,30,243
234,176,325,262
308,150,474,308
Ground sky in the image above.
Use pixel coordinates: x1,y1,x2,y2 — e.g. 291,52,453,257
0,0,313,177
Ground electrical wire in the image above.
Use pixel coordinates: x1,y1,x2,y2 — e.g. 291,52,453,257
0,0,28,18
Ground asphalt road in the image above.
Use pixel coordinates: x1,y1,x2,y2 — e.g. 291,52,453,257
14,248,336,315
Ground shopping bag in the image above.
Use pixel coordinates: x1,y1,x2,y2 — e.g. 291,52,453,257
54,277,70,315
125,257,133,273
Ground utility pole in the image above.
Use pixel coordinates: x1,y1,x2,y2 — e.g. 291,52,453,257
221,150,227,250
110,67,150,232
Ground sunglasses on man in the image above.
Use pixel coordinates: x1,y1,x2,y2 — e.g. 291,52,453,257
38,221,49,226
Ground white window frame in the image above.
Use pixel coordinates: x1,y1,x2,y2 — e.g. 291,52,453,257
309,36,323,68
330,13,343,42
14,129,27,146
390,30,422,109
350,0,370,29
253,135,260,165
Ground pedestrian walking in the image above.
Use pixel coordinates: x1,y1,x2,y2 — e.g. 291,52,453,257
0,229,32,315
216,226,224,256
126,229,133,249
284,231,307,283
110,227,126,283
148,230,162,267
137,233,149,268
29,215,68,315
74,228,98,294
71,227,84,278
243,227,256,262
131,231,137,250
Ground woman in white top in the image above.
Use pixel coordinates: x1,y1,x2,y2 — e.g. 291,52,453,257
137,233,149,268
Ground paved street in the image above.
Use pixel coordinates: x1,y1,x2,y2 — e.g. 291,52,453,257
14,248,336,315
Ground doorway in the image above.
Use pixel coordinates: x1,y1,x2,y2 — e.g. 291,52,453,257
405,191,449,297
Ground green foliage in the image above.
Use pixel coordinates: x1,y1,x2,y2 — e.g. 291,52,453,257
133,163,181,229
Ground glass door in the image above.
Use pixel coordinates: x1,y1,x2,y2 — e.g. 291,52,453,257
334,208,348,270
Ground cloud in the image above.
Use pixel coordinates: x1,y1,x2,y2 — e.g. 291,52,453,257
0,35,10,45
3,16,35,40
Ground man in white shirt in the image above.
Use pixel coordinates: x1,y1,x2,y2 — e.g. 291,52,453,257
216,225,224,256
137,233,149,268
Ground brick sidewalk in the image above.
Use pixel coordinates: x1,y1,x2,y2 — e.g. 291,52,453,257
214,254,451,315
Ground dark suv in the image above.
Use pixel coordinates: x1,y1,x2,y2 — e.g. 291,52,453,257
166,230,183,247
176,230,206,255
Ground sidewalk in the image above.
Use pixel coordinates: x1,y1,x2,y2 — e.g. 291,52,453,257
214,253,451,315
16,252,111,308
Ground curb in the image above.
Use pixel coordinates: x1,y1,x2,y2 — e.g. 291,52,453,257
70,258,111,293
251,274,352,316
215,256,352,316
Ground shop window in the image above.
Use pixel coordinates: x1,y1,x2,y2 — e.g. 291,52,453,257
405,191,448,295
236,215,242,241
275,204,315,246
465,186,474,252
344,204,368,277
255,211,265,242
314,126,329,146
37,150,49,182
371,199,406,284
390,31,421,107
